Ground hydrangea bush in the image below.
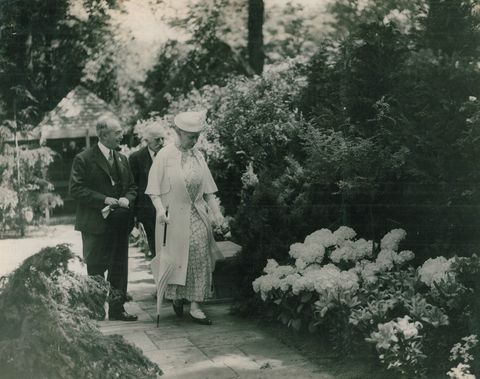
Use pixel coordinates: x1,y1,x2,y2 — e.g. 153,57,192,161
253,227,479,377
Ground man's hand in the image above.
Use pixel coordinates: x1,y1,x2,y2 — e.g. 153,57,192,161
118,197,130,208
104,197,119,207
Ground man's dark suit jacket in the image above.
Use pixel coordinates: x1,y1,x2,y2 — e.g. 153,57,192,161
128,146,155,221
69,144,137,234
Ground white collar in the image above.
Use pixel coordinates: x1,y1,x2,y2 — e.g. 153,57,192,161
148,147,157,160
98,141,111,160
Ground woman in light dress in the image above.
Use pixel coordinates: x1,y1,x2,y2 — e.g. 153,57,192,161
145,110,224,325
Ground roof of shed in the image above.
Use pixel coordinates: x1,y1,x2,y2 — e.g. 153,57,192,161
39,86,119,141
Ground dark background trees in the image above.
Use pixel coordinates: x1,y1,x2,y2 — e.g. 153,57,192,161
0,0,118,128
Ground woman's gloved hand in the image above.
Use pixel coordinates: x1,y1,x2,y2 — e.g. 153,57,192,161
156,208,169,224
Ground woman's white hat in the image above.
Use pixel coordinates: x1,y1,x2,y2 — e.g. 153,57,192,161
174,110,207,133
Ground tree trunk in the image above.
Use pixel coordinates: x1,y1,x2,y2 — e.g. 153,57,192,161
247,0,264,75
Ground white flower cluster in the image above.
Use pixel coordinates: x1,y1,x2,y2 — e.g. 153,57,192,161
330,238,373,263
447,363,476,379
289,227,360,268
450,335,479,363
380,229,407,251
252,259,298,300
313,265,360,317
352,249,415,284
368,315,423,351
253,227,415,301
418,256,454,287
448,334,478,378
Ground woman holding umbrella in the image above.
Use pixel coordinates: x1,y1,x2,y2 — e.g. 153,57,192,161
145,110,224,325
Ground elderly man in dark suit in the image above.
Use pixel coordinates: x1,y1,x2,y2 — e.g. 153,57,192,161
129,124,165,258
69,115,138,321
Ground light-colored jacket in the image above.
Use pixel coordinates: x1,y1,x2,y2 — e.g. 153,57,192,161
145,144,223,285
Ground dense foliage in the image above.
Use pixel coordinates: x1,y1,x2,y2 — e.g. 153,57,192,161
0,0,118,126
299,0,480,262
0,244,162,379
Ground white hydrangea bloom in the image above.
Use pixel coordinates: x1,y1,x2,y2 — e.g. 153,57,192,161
360,262,380,284
289,243,305,258
376,249,396,271
380,229,407,251
396,250,415,264
252,276,262,293
330,244,356,263
292,275,308,295
330,238,373,263
304,228,336,248
354,238,374,258
264,259,279,274
333,226,357,245
295,258,308,271
418,256,453,287
289,241,325,264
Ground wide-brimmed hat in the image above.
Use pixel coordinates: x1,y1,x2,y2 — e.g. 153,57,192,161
173,110,207,133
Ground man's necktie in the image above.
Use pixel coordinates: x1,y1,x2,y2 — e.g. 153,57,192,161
108,150,114,166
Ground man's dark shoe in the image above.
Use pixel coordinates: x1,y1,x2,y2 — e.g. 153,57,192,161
172,300,184,317
109,311,138,322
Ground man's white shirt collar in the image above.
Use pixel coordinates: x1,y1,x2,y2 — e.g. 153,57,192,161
148,148,156,161
98,141,111,161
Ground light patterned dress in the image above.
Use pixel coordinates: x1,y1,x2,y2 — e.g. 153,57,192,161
164,148,212,302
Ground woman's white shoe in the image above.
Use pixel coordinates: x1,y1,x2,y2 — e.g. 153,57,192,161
189,309,212,325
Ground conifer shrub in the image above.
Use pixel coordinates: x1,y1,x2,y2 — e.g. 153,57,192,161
0,244,162,379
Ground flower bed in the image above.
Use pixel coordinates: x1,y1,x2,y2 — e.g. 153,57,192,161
0,245,162,378
253,227,479,378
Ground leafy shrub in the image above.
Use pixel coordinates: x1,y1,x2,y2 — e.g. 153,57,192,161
0,143,63,236
253,226,479,377
0,245,162,379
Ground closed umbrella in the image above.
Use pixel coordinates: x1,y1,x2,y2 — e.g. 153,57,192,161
150,208,174,327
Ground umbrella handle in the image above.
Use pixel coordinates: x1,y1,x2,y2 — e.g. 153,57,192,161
163,206,169,247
